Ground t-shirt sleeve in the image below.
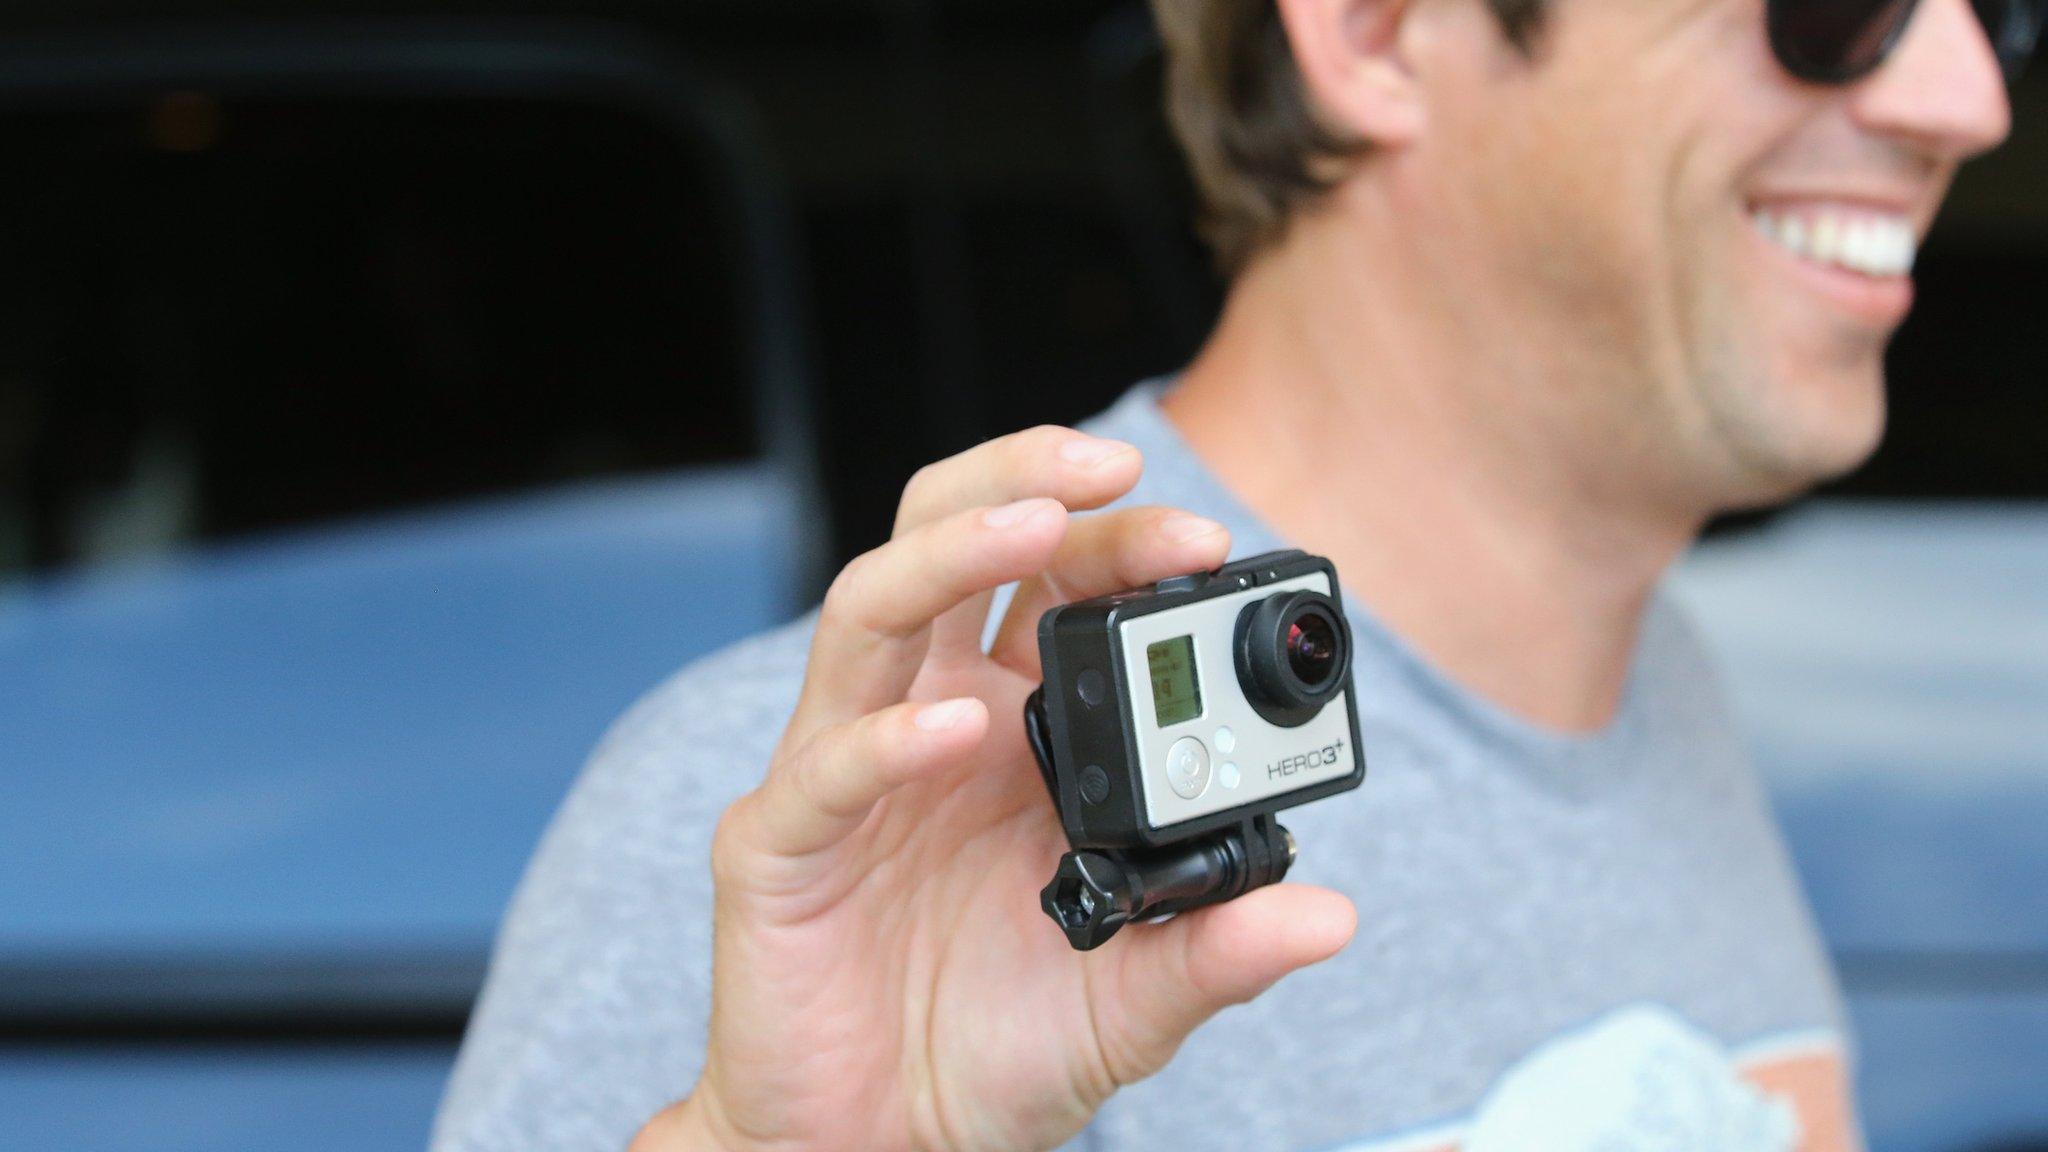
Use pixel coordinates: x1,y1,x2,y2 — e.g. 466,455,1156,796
429,617,815,1152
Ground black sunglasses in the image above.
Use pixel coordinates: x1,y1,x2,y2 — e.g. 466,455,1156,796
1769,0,2046,84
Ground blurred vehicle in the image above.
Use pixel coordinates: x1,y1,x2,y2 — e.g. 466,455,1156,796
1,469,808,1150
2,4,2044,1151
0,20,822,1150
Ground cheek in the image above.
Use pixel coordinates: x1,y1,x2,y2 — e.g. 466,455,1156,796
1440,99,1700,395
1422,93,1663,307
1444,49,1729,329
1505,1,1799,330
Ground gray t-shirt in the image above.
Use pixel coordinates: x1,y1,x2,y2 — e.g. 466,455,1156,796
433,384,1862,1152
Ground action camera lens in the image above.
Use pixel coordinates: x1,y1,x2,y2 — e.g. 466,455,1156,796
1286,612,1340,688
1235,589,1353,727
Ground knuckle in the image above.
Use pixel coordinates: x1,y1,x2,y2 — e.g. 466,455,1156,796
1176,925,1238,1008
897,461,943,518
821,550,920,641
849,706,897,760
1011,424,1074,474
1130,505,1179,536
820,553,872,621
1094,1012,1165,1089
708,798,758,887
783,747,837,817
1073,506,1157,563
897,426,1083,532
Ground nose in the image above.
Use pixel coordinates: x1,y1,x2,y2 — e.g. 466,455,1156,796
1851,0,2013,161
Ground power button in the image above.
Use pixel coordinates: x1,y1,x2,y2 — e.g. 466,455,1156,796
1155,573,1210,595
1165,736,1212,801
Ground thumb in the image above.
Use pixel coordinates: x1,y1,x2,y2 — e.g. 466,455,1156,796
1090,884,1357,1085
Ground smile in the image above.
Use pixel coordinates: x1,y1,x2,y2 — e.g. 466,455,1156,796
1748,205,1917,279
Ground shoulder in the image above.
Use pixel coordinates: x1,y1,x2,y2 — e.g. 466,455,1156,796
583,613,818,801
540,613,817,871
432,614,818,1152
514,608,818,919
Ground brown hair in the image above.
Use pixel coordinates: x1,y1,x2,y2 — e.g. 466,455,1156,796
1151,0,1545,273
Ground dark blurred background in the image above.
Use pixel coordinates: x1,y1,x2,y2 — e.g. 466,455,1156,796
4,6,2047,579
1,4,2044,1150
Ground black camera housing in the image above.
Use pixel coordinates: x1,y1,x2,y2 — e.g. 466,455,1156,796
1028,550,1367,948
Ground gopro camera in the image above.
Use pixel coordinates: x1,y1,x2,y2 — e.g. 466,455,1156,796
1025,550,1366,950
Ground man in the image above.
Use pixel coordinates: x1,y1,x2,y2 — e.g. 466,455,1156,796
433,0,2019,1148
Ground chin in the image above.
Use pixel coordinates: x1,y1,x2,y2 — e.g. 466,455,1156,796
1704,353,1889,512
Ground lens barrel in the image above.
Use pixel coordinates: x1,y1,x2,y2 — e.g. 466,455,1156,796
1235,590,1352,727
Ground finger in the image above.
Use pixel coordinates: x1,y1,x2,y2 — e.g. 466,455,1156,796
894,428,1143,662
893,426,1142,538
1092,885,1356,1087
987,507,1231,674
734,696,991,864
792,497,1068,738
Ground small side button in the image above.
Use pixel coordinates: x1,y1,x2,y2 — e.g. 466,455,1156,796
1076,669,1108,708
1080,765,1112,805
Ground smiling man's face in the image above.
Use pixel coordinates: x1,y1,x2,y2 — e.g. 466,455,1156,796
1400,0,2012,511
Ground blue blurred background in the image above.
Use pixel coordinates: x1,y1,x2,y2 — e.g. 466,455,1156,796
0,5,2043,1150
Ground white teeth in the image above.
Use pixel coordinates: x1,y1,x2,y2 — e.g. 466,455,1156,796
1814,214,1844,263
1751,206,1916,277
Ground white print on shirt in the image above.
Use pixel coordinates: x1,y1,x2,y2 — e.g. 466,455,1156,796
1328,1005,1863,1152
1466,1006,1798,1150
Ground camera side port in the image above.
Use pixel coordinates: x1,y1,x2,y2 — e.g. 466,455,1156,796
1234,590,1353,728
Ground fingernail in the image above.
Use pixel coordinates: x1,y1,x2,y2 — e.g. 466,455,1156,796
1059,437,1134,468
985,498,1058,529
916,698,978,732
1160,513,1225,544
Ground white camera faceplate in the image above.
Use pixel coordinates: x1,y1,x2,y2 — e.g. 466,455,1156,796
1118,572,1359,831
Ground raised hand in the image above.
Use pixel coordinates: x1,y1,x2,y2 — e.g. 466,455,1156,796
633,427,1356,1152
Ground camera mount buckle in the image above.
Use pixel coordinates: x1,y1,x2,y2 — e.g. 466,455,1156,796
1026,688,1297,951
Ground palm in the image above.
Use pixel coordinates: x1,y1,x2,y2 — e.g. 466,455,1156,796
711,653,1140,1152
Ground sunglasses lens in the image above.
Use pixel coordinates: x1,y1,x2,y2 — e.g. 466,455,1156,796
1770,0,1920,82
1974,0,2046,79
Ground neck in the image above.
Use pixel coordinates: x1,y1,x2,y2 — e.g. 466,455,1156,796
1162,211,1704,732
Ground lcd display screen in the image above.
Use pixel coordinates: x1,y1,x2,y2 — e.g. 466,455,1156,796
1147,635,1202,728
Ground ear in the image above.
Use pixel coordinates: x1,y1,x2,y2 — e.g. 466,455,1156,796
1274,0,1427,148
